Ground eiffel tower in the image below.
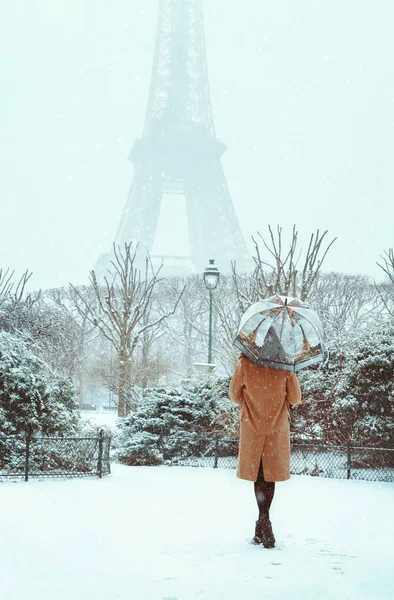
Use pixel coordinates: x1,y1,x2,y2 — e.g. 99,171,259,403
99,0,249,274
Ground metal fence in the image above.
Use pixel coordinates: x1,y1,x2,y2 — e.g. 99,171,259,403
161,436,394,483
0,430,112,481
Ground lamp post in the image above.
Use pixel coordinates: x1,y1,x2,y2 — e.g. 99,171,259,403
203,259,220,364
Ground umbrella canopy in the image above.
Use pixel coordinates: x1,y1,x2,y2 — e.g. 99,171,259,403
234,294,327,372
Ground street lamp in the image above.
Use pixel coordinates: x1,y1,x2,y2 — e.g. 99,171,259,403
203,259,220,364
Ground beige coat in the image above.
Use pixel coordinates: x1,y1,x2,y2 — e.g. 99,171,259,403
229,355,301,482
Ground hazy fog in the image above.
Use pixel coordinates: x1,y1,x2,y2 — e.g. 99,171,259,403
1,0,393,291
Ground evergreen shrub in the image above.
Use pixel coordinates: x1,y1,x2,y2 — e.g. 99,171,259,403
0,331,81,472
115,377,237,466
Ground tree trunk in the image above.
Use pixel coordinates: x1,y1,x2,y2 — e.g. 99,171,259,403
140,331,150,389
117,348,131,417
76,367,85,407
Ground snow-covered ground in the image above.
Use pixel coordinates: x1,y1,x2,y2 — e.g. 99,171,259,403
79,409,118,431
1,464,393,600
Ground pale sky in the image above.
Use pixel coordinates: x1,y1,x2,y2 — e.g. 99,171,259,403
1,0,393,291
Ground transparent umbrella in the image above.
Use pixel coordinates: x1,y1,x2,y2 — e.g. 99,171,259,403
234,294,327,372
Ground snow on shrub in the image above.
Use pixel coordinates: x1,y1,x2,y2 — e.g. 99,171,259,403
117,432,163,466
295,320,394,447
115,378,236,466
0,331,81,471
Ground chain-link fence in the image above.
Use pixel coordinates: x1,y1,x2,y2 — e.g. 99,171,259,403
0,430,111,481
160,436,394,483
291,443,394,482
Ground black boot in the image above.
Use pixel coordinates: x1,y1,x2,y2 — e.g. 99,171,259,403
252,515,275,548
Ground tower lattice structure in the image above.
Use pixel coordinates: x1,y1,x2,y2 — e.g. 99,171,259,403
105,0,249,272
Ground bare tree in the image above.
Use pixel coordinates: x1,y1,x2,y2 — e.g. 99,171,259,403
0,269,55,354
70,243,183,416
0,270,91,390
161,275,208,379
308,271,381,369
132,285,173,388
132,345,170,388
232,225,337,310
44,285,99,403
310,272,380,330
163,274,243,377
0,268,40,333
377,248,394,317
0,268,33,304
211,275,242,374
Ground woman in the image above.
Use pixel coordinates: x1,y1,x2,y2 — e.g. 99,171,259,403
229,353,301,548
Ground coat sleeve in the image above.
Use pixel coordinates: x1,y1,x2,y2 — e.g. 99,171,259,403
229,359,244,404
286,372,302,406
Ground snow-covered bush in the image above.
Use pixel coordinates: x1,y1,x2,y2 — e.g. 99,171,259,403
0,331,80,469
115,377,236,466
117,431,163,466
295,321,394,447
0,331,79,437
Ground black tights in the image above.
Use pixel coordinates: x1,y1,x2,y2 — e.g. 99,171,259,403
254,458,275,520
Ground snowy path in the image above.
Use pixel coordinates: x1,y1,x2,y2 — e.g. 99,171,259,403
1,464,393,600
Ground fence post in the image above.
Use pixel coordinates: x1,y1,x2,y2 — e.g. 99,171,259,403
347,441,352,480
24,432,30,482
107,436,112,475
97,430,103,478
213,438,219,469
